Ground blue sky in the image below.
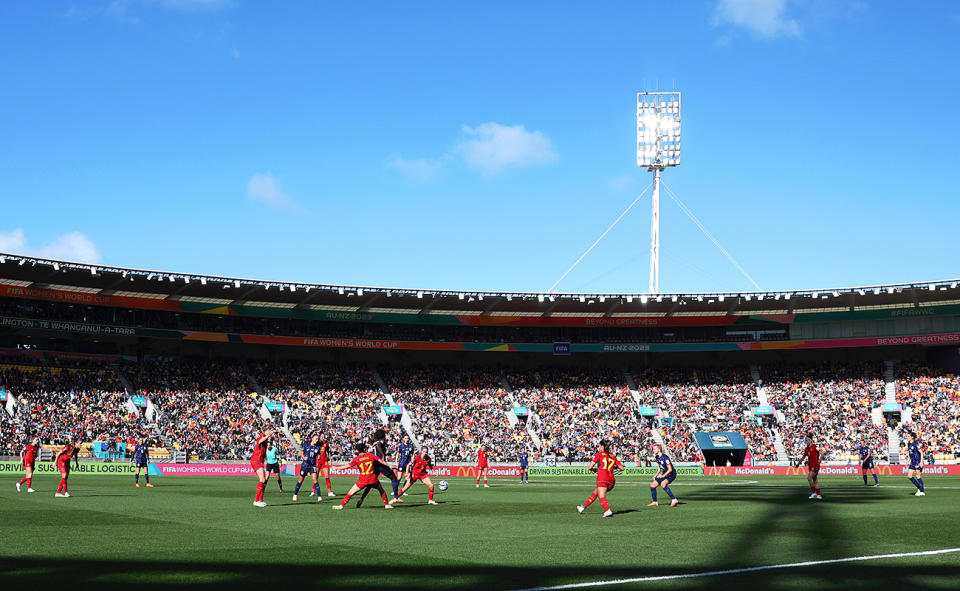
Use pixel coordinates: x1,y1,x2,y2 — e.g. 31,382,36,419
1,0,958,294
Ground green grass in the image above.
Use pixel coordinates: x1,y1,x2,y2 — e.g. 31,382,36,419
1,472,959,590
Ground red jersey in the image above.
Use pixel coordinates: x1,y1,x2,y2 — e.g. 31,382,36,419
805,444,820,468
349,452,380,487
252,435,268,463
592,451,622,485
22,443,38,465
316,442,329,467
57,445,74,468
477,449,489,468
410,454,433,480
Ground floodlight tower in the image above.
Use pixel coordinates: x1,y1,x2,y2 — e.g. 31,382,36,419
637,91,681,294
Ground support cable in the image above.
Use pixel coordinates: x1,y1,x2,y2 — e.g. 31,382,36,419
660,182,762,291
547,183,652,293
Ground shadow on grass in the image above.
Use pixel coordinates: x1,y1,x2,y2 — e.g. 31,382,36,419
1,558,957,591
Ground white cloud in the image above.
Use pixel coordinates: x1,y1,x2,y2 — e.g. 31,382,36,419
388,122,558,180
0,228,102,264
386,153,446,182
246,172,306,213
713,0,802,39
456,122,558,175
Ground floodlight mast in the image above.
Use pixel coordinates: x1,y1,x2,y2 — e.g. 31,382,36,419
637,91,681,294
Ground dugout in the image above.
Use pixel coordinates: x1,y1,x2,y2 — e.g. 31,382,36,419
694,432,749,467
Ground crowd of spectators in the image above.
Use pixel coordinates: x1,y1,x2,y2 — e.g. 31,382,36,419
382,365,525,462
632,366,772,462
508,367,654,462
763,362,888,462
5,352,958,466
896,362,960,459
129,359,264,460
253,360,383,462
0,362,148,454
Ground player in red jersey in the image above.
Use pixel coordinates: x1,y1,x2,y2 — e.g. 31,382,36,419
315,437,336,497
797,433,822,500
577,439,623,518
393,450,438,505
55,439,81,498
330,442,394,510
16,436,40,493
251,427,276,507
475,446,490,488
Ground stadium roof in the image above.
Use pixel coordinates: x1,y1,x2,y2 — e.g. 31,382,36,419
1,252,958,318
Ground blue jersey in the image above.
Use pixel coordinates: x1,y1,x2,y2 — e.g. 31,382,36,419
302,443,320,465
857,446,872,462
518,452,529,467
133,444,149,464
656,453,673,474
397,442,414,465
373,437,388,460
908,441,922,466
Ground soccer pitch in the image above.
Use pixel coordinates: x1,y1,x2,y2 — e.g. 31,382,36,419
1,474,958,590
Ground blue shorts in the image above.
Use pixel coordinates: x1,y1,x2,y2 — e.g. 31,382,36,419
398,460,411,473
374,463,398,480
909,465,923,472
135,461,148,469
519,464,528,470
300,463,316,475
861,458,874,470
655,474,676,485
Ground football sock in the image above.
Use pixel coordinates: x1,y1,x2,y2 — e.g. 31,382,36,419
294,481,302,494
380,491,389,506
815,487,821,495
340,493,352,507
909,477,921,490
57,479,65,493
135,474,139,484
873,474,879,484
325,477,331,492
583,493,597,508
918,478,925,492
599,498,610,511
391,479,400,498
651,488,658,502
862,475,868,485
476,476,480,485
144,474,149,484
484,477,488,484
428,488,434,501
664,485,676,500
255,482,265,502
18,477,27,485
27,478,31,488
313,482,319,495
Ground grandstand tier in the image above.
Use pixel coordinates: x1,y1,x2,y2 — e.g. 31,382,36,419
0,253,958,465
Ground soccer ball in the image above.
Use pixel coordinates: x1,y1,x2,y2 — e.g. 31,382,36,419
437,480,449,491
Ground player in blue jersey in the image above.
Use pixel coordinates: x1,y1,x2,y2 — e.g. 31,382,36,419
904,431,925,496
518,449,530,484
292,434,322,502
264,441,284,493
131,438,153,488
396,435,415,493
648,444,679,507
857,441,879,487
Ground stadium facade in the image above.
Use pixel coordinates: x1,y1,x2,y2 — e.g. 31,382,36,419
1,253,959,369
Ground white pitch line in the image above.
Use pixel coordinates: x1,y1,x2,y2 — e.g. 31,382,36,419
512,547,960,591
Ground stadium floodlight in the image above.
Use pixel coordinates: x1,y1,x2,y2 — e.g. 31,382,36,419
929,283,936,291
579,295,586,303
234,280,240,288
53,263,60,271
0,256,5,263
200,277,207,285
638,91,681,294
